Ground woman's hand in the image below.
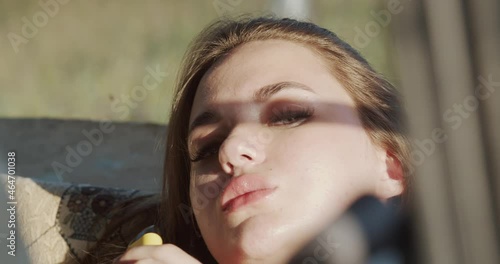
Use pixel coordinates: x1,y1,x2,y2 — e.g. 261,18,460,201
115,244,202,264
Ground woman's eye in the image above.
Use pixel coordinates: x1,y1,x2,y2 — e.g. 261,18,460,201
269,107,314,126
190,142,220,162
190,107,314,162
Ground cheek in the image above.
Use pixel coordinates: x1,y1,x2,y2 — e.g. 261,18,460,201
277,124,370,170
189,172,229,218
189,178,213,221
272,125,375,209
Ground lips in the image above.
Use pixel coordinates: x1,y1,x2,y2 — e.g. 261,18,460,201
220,174,276,212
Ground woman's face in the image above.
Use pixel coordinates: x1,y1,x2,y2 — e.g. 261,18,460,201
187,40,402,263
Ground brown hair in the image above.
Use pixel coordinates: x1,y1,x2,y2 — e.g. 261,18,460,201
82,15,411,264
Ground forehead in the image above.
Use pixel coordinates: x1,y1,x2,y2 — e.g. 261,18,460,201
190,39,351,119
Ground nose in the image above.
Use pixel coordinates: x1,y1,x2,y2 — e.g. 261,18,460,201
219,127,266,175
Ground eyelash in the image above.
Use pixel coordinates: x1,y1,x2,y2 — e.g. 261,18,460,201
189,107,314,162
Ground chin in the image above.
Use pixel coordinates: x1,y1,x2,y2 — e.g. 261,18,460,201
229,217,305,263
241,219,279,251
227,241,284,264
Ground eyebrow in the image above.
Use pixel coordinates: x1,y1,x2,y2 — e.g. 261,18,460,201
188,81,315,134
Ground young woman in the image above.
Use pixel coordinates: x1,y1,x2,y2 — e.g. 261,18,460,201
83,16,411,264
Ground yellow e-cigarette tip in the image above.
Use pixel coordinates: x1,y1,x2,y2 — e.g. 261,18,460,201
128,232,163,248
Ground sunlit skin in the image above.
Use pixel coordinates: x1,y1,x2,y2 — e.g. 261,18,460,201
187,40,403,263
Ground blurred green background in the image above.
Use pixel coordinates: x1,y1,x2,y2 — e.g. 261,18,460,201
0,0,397,124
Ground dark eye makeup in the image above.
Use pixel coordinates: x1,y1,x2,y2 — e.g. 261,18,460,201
189,105,315,163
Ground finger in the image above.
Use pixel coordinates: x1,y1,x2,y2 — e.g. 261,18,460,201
116,259,163,264
119,244,201,263
119,245,159,260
